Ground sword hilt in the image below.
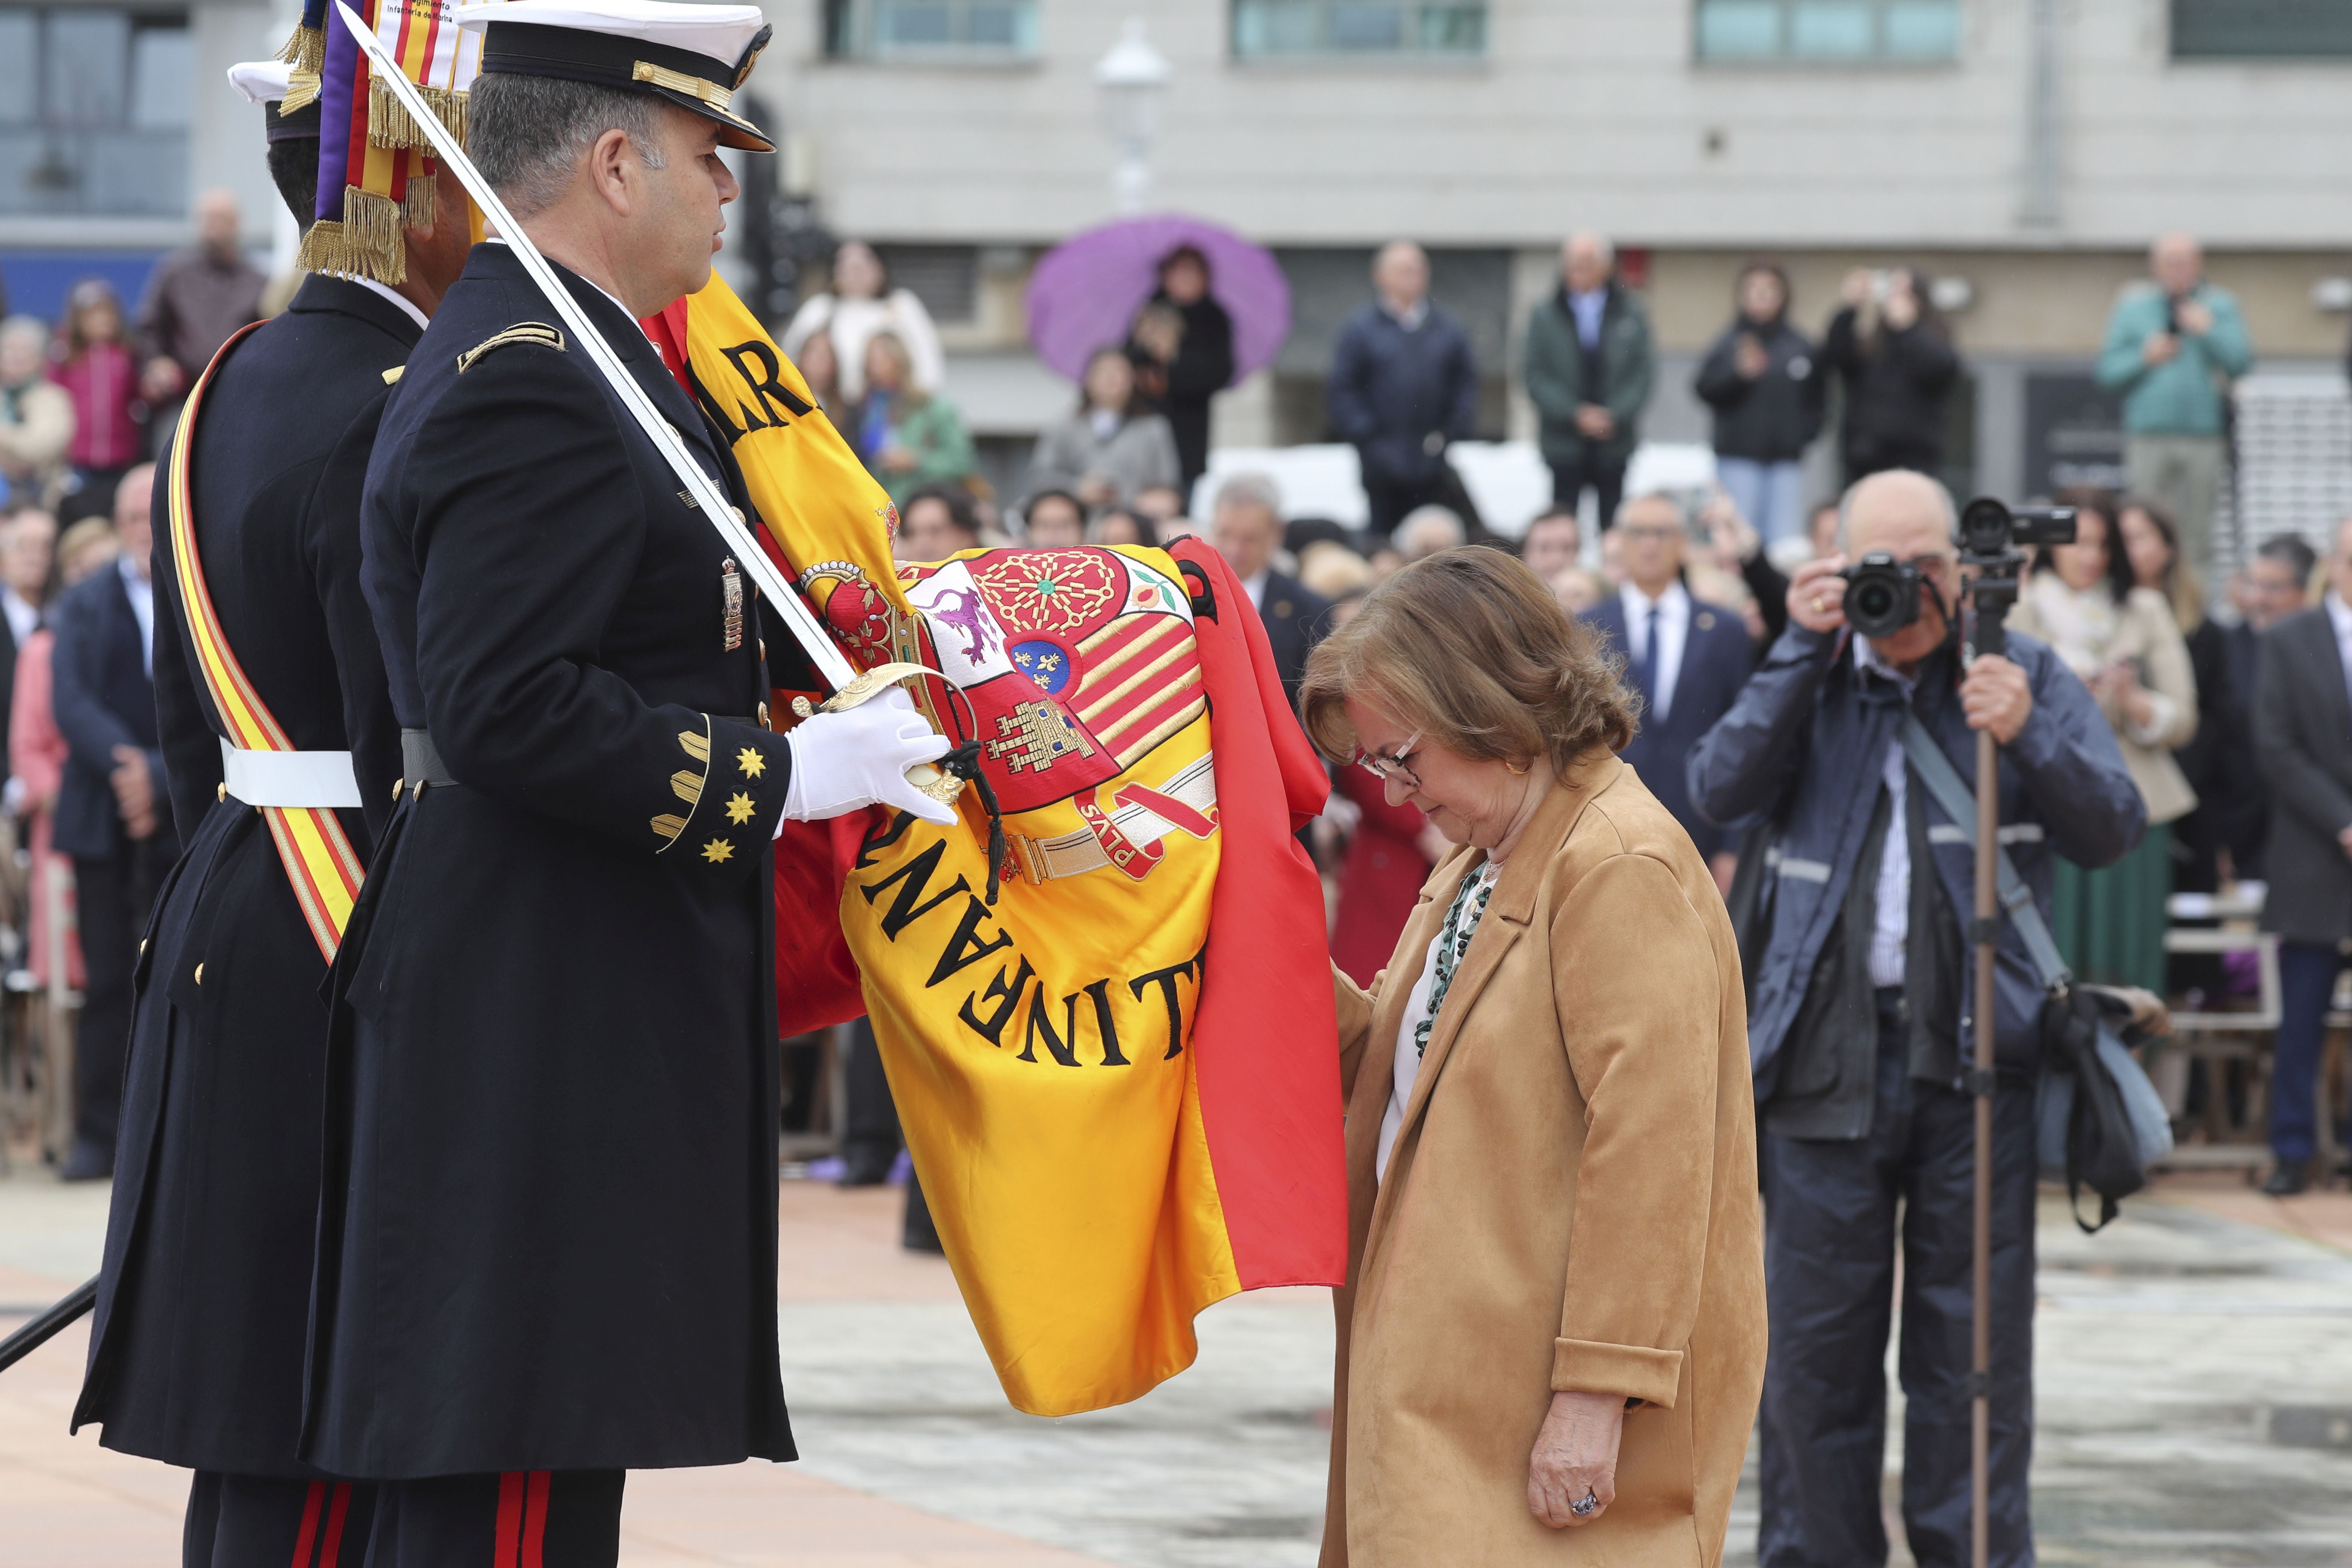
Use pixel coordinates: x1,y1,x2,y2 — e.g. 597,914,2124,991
789,662,965,806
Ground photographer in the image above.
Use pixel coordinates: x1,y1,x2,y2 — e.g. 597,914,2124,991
1822,266,1959,484
1685,470,2143,1568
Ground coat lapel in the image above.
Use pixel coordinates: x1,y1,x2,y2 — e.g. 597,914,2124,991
1353,756,1624,1289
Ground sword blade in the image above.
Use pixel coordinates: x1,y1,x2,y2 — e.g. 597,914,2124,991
0,1276,96,1376
331,1,858,692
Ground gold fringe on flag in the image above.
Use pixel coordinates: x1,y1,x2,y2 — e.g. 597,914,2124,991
367,77,468,151
293,187,407,285
275,24,326,111
275,21,325,71
401,169,437,228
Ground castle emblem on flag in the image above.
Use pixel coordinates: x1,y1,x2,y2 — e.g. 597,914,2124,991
987,699,1096,774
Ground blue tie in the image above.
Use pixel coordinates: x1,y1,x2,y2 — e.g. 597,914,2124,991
1635,603,1661,705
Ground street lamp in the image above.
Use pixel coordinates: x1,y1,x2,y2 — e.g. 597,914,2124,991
1095,18,1170,216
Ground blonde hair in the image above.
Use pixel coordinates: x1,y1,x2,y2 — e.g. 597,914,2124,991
1298,546,1635,777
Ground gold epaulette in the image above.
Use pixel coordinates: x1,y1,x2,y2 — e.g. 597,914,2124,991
381,364,404,385
456,323,565,374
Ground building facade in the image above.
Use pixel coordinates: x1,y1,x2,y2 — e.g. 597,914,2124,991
6,0,2348,521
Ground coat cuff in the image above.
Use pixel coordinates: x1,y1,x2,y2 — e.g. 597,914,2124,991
652,715,791,876
1551,1337,1683,1408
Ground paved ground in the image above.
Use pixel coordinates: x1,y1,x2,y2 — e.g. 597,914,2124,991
9,1166,2352,1565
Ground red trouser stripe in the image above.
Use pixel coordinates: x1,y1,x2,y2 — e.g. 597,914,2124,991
494,1472,526,1568
521,1471,551,1568
288,1481,326,1568
318,1483,352,1568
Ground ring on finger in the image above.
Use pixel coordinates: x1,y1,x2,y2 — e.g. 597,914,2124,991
1570,1488,1600,1518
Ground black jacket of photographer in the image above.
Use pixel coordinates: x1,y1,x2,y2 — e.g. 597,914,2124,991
1686,618,2143,1138
1693,312,1825,464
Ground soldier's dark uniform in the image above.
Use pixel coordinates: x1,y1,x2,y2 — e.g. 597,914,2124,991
70,190,413,1568
303,233,802,1549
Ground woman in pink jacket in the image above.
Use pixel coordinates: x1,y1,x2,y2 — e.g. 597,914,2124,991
49,280,144,524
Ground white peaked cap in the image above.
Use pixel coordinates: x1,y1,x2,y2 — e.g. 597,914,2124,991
226,58,295,104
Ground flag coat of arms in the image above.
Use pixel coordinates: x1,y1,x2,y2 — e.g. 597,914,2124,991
643,279,1347,1415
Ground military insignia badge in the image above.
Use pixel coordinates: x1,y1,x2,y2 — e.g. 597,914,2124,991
720,557,744,651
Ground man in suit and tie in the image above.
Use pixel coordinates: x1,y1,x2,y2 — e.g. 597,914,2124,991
2252,515,2352,1195
1580,492,1755,889
1210,472,1331,705
0,507,55,760
50,462,176,1178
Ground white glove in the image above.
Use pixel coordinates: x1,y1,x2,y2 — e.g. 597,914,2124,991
780,687,956,827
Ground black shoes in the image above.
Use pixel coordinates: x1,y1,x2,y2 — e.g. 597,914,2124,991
835,1149,897,1188
58,1141,113,1182
2263,1163,2309,1198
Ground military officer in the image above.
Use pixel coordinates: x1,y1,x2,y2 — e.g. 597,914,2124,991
68,60,475,1565
305,3,952,1559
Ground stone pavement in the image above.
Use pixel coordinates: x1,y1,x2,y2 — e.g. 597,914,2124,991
11,1167,2352,1565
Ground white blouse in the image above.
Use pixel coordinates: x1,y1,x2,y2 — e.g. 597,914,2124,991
1376,859,1500,1184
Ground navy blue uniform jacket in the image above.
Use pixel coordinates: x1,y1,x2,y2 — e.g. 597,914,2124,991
303,245,801,1478
74,276,410,1475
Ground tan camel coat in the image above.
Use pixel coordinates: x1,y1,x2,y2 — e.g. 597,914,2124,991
1321,753,1766,1567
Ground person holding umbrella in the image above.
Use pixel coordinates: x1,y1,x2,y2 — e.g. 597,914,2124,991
1125,244,1233,495
1026,215,1289,508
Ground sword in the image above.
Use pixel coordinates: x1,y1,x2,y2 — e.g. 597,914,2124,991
334,4,956,790
0,1277,96,1376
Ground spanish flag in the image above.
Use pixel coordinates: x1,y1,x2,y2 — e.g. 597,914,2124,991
643,278,1347,1415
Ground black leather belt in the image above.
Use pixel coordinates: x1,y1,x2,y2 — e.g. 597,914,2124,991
400,716,764,796
401,728,453,790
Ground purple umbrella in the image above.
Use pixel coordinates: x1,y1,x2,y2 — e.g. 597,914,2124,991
1024,215,1291,384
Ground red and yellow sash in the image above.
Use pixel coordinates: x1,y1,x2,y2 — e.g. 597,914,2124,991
165,324,368,962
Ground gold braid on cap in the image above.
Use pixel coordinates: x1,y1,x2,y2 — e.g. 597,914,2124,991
631,60,732,110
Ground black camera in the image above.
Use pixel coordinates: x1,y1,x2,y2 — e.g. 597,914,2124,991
1958,497,2076,560
1839,552,1925,640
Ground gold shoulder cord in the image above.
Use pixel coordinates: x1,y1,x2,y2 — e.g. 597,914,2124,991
456,322,566,374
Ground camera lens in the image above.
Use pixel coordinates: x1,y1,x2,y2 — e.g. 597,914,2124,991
1850,579,1897,625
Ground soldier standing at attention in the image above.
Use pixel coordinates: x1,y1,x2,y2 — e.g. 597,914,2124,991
70,58,473,1563
306,2,952,1559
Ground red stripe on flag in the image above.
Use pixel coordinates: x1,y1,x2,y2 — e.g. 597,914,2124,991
288,1482,325,1568
493,1473,524,1568
1166,541,1347,1290
317,1483,352,1568
521,1471,551,1568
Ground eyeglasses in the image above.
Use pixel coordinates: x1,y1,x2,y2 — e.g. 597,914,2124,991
1354,732,1423,790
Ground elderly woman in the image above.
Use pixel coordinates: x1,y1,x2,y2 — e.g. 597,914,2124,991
1298,547,1765,1565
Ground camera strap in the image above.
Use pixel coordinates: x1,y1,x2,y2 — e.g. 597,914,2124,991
1896,712,2074,996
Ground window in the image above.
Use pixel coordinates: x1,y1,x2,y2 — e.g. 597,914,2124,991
0,6,190,217
2172,0,2352,58
823,0,1038,59
1232,1,1487,58
1694,0,1958,62
874,244,979,325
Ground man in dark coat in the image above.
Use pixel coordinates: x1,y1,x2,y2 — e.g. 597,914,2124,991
1208,471,1329,702
1524,233,1655,531
1687,470,2141,1568
1326,242,1477,541
2251,517,2352,1195
309,18,950,1558
1579,494,1753,876
67,60,470,1561
49,461,177,1180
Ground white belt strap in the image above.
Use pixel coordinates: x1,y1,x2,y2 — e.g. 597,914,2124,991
219,737,364,809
